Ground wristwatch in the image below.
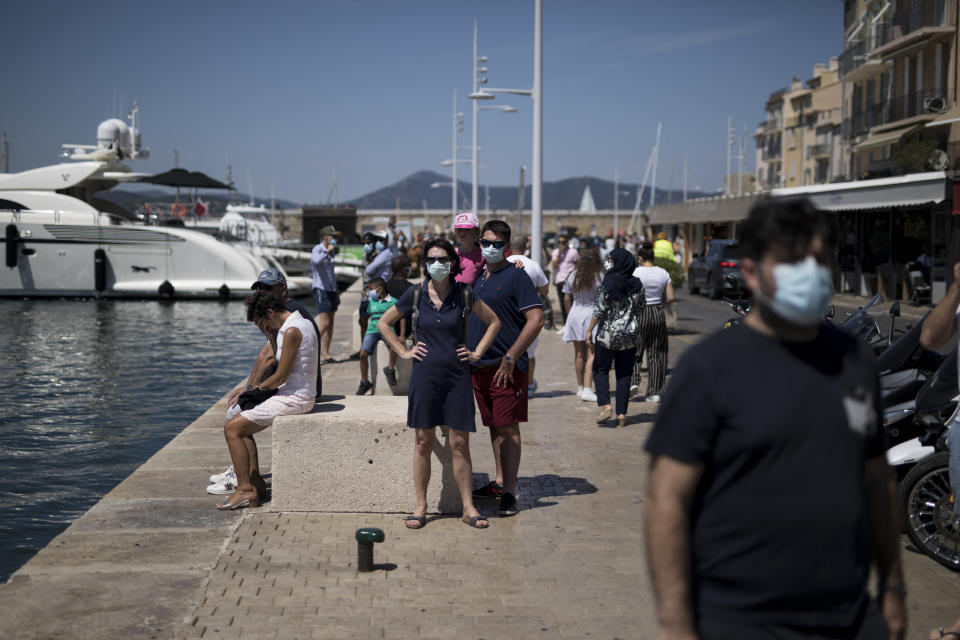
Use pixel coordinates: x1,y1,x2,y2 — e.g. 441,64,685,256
503,355,514,366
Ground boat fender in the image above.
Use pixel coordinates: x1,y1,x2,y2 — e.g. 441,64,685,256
94,248,108,292
5,224,19,268
158,280,175,297
218,284,230,299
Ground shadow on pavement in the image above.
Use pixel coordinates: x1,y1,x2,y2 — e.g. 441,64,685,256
625,413,658,425
518,473,598,510
471,473,598,511
532,390,577,399
311,403,346,414
317,394,346,403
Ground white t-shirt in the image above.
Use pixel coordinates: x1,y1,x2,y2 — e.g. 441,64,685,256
507,254,548,288
633,265,672,304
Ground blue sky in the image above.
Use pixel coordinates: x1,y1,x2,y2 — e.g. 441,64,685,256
1,0,843,204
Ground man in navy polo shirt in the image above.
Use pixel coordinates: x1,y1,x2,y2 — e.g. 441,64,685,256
467,220,544,516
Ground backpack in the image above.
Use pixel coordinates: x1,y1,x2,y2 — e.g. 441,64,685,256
408,282,474,347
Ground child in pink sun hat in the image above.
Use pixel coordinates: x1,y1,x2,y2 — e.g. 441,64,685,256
452,212,484,285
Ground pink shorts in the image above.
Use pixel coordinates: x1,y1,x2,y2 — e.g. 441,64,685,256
239,394,315,427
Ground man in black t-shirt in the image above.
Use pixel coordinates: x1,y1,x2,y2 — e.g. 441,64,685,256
645,199,905,640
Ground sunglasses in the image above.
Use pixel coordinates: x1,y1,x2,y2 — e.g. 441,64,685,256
425,256,452,265
479,239,505,249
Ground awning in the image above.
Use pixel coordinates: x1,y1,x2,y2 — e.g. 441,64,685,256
852,124,921,151
925,104,960,128
772,171,947,211
140,168,232,189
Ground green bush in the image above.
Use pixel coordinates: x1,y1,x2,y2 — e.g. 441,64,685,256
654,257,685,287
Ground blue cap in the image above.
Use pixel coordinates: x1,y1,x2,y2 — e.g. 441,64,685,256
251,269,287,289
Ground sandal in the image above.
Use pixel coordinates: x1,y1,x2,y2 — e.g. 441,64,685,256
404,515,426,529
462,515,489,529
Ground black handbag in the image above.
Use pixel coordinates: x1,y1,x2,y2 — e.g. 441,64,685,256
237,363,279,410
237,386,277,410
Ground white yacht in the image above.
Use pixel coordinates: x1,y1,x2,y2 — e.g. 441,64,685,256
0,107,306,299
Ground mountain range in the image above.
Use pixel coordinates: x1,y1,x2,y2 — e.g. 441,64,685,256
102,171,710,213
343,171,710,211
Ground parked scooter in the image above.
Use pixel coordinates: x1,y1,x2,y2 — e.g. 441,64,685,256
886,349,959,570
895,407,958,569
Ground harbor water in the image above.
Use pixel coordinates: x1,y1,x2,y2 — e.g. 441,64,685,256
0,298,268,582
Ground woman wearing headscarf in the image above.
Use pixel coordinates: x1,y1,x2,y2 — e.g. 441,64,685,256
586,248,645,427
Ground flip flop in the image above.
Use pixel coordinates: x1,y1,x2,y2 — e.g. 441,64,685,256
461,515,489,529
404,515,426,529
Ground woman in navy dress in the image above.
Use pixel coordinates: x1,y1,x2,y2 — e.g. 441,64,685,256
378,237,501,529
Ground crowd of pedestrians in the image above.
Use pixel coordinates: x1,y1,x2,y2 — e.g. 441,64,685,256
206,203,960,639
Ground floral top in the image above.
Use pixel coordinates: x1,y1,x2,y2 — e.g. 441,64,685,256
593,285,645,350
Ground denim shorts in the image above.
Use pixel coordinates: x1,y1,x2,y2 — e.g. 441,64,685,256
361,331,383,354
313,288,339,313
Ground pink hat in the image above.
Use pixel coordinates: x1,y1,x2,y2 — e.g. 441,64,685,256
452,211,481,230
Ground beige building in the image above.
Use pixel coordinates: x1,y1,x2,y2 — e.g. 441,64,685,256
841,0,960,178
755,60,843,190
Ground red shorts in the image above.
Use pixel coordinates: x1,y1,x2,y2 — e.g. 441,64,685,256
471,365,529,428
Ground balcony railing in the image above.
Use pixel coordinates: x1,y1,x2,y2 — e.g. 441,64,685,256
762,146,782,161
807,143,831,159
866,90,947,126
889,0,952,42
840,0,954,77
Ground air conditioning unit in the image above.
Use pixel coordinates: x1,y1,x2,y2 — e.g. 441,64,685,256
924,96,947,114
928,149,949,171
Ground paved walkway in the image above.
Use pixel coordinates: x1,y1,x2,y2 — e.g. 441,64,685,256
178,290,960,639
2,286,958,639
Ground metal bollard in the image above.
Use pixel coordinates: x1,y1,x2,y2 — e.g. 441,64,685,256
355,527,385,572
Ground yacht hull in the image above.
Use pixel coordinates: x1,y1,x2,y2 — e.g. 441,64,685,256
1,211,307,299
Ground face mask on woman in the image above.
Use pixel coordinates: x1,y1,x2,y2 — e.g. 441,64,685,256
427,260,451,282
764,256,832,326
375,240,385,252
363,243,373,254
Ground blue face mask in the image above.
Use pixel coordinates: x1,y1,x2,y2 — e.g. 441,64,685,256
767,256,832,326
363,243,373,254
427,261,451,282
328,238,337,246
375,240,385,251
481,245,504,264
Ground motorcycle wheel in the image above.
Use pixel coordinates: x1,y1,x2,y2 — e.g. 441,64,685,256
900,451,960,571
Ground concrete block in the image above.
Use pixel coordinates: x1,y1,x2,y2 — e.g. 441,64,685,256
271,397,492,514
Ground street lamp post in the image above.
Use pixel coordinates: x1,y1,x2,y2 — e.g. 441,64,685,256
468,0,542,265
450,90,465,217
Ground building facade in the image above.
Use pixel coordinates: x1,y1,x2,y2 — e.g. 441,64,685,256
841,0,959,178
755,60,843,190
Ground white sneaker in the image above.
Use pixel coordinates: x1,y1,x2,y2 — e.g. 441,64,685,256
206,479,237,495
629,385,640,398
528,379,538,394
647,395,661,403
580,388,597,402
209,465,236,484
